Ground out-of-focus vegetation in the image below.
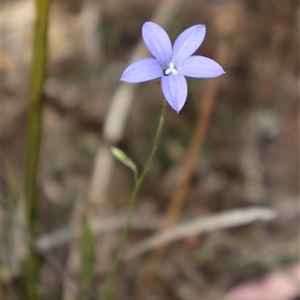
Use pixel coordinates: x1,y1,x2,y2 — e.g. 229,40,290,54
1,0,299,299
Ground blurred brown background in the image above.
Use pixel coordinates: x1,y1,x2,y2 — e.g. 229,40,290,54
2,0,299,299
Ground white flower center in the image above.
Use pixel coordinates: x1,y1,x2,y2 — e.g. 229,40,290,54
163,62,179,76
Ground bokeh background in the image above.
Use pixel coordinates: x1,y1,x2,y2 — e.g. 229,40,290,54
2,0,299,299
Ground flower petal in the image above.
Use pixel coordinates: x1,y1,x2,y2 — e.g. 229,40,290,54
120,58,163,83
173,25,206,63
142,22,172,65
161,75,187,113
181,55,225,78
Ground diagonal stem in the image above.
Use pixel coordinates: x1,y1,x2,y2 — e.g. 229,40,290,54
100,101,167,300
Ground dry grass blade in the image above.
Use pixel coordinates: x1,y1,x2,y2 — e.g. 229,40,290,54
125,207,277,260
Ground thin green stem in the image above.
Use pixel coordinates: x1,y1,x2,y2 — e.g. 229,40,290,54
79,216,95,300
100,101,167,300
25,0,50,299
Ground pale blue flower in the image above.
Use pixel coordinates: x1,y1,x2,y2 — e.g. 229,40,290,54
120,22,225,113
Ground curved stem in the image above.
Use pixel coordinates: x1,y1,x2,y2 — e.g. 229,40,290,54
100,101,167,300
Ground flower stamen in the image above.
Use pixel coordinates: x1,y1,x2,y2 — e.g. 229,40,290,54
163,62,179,76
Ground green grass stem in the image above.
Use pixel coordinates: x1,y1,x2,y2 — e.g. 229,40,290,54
25,0,51,298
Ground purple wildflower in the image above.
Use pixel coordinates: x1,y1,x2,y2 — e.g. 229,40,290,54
120,22,225,113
